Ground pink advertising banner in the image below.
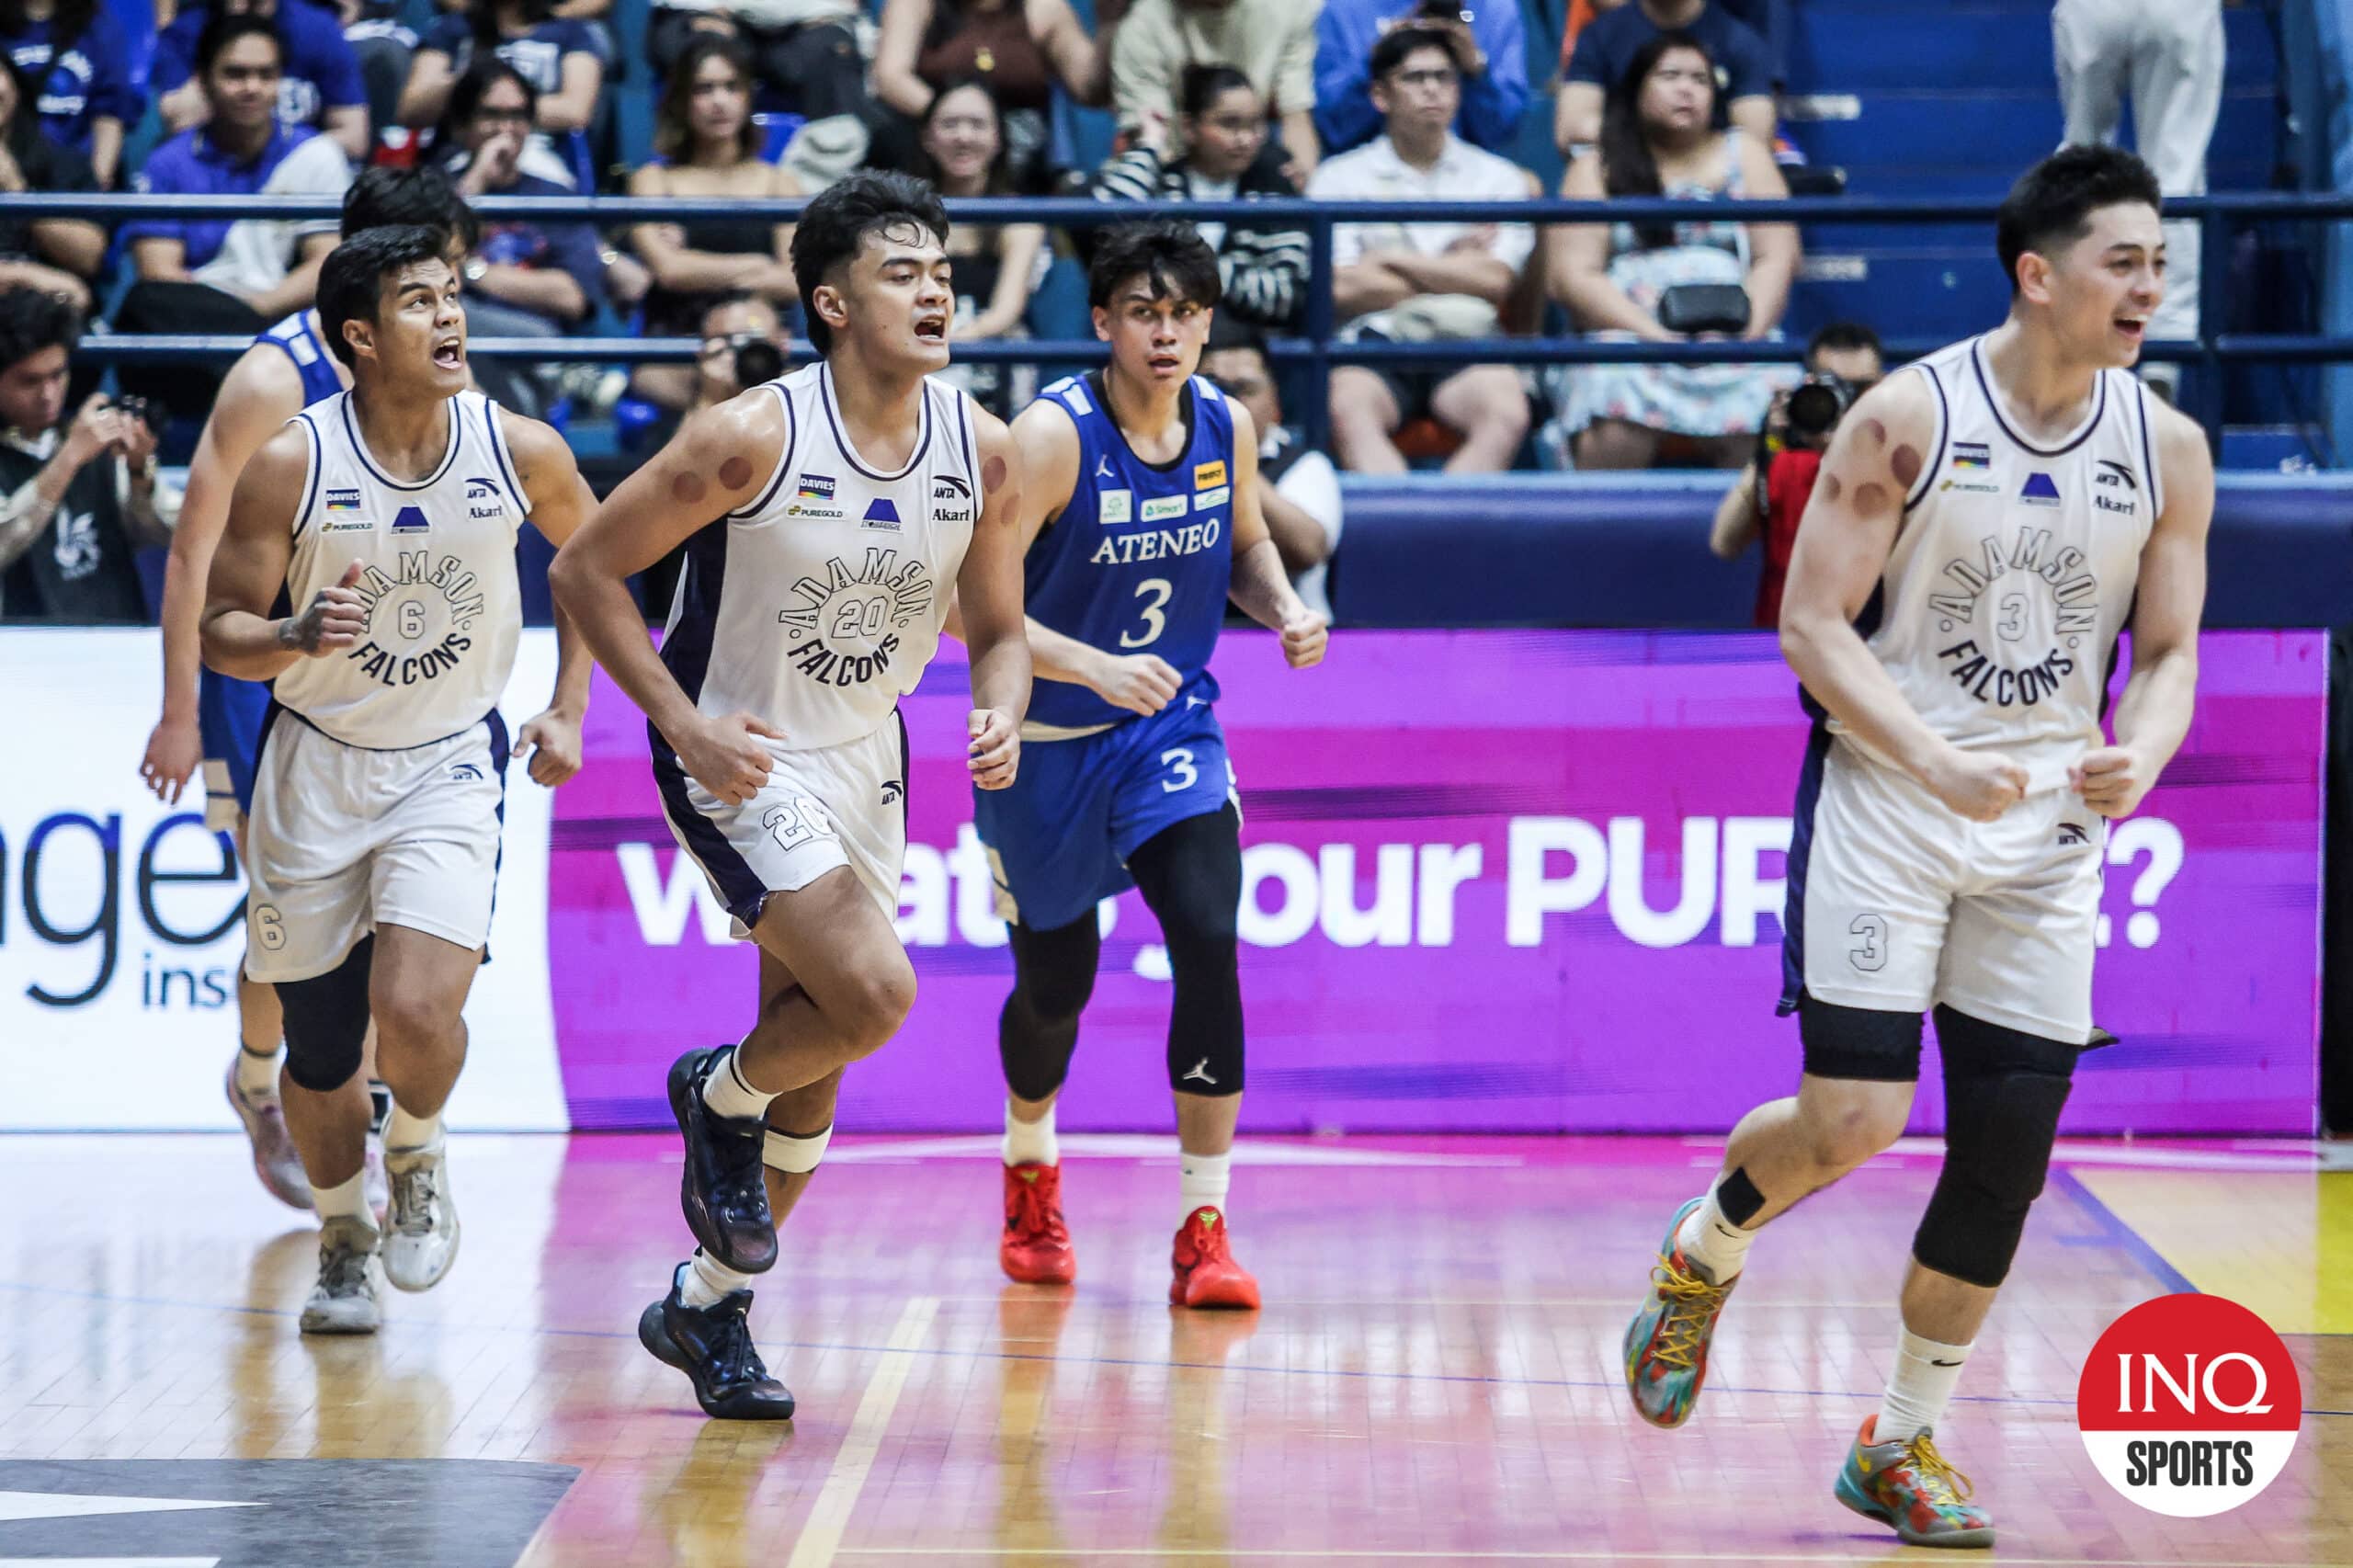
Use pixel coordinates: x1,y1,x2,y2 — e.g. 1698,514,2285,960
546,631,2325,1136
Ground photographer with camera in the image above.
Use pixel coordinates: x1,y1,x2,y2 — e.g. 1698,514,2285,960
1709,320,1881,628
0,288,177,622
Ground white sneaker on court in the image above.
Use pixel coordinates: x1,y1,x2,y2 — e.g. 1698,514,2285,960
383,1140,460,1292
224,1056,310,1211
301,1215,385,1335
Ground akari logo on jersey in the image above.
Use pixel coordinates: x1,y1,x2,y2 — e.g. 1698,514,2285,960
862,497,903,532
2095,460,2139,516
2078,1293,2301,1518
2021,472,2063,508
932,474,973,524
1193,460,1227,490
465,475,506,521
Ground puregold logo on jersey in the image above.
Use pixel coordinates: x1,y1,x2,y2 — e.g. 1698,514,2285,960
340,550,486,687
1928,526,2099,709
776,547,934,687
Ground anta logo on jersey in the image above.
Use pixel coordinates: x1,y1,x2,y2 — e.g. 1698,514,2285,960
340,550,487,688
2096,460,2139,515
465,474,506,520
932,474,973,523
1929,525,2101,709
776,546,935,687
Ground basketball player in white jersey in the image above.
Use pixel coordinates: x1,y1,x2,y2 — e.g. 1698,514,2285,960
136,166,483,1216
1621,145,2211,1547
550,171,1032,1420
202,225,597,1335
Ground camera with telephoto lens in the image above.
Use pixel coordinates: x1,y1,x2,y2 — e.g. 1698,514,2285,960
733,339,784,391
113,395,156,435
1784,371,1858,442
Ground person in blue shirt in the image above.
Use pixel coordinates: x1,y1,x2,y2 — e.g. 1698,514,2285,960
1555,0,1776,154
397,0,606,188
1313,0,1528,157
0,0,141,187
154,0,372,162
966,221,1328,1312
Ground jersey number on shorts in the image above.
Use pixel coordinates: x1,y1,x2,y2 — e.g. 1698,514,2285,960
763,796,838,851
253,903,287,952
1160,747,1198,794
1120,578,1173,648
1848,913,1888,972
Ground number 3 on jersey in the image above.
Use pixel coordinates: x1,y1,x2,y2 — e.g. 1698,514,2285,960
1120,578,1172,648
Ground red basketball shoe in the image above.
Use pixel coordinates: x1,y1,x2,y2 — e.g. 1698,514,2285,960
1170,1207,1260,1310
1000,1163,1075,1285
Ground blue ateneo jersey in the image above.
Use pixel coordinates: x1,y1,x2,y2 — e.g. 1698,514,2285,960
256,311,346,408
1022,371,1238,730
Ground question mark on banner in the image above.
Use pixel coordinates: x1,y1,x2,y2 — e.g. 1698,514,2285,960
2096,817,2185,949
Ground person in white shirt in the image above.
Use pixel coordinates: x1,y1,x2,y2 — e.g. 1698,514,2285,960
1305,24,1535,473
1201,318,1342,619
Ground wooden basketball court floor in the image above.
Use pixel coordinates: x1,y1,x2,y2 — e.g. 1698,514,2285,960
2,1130,2348,1566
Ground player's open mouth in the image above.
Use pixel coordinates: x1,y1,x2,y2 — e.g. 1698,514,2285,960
1149,354,1182,371
432,340,463,369
914,318,948,344
2114,317,2145,342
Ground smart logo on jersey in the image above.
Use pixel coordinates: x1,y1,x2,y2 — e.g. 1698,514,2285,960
391,506,430,534
862,497,903,532
1141,495,1188,524
1929,525,2101,709
776,546,935,687
1193,460,1227,490
2078,1293,2301,1518
2021,472,2063,508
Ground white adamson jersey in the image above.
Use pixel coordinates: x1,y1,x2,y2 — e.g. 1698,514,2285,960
1844,335,2161,789
662,362,980,751
272,388,528,749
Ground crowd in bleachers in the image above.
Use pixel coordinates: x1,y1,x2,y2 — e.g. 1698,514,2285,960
0,0,2231,622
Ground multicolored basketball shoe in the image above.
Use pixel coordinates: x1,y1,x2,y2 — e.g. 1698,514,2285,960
1621,1196,1738,1428
1000,1162,1076,1285
1833,1416,1995,1548
1170,1207,1260,1310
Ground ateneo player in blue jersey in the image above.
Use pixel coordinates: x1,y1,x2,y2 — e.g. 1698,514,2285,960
965,222,1327,1309
135,168,504,1216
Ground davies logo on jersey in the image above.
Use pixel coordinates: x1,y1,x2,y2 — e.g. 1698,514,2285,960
776,546,935,687
341,550,487,687
1928,525,2101,709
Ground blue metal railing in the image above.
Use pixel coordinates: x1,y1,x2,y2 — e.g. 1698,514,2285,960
50,188,2353,450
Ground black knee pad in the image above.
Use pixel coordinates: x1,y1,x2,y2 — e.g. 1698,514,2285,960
1000,915,1101,1102
1129,806,1245,1096
1912,1005,2079,1289
1799,996,1925,1083
277,935,375,1094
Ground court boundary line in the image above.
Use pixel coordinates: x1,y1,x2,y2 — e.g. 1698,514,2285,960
1,1277,2347,1419
2051,1165,2200,1295
785,1296,938,1568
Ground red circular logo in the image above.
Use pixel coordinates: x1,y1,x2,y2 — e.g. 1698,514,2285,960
2077,1293,2301,1517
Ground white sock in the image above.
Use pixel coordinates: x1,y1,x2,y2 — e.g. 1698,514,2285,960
1875,1328,1972,1444
1179,1149,1231,1225
702,1048,777,1120
234,1044,279,1098
1003,1103,1058,1167
313,1168,373,1226
385,1104,441,1153
1675,1187,1759,1283
679,1247,754,1310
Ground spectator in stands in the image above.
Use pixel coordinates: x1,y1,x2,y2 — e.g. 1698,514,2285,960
916,77,1044,419
0,61,106,312
154,0,373,163
874,0,1108,190
0,1,137,187
1201,316,1342,618
427,59,603,417
334,0,421,143
693,291,789,411
1554,0,1772,156
628,34,801,411
1309,24,1536,474
398,0,607,152
1113,0,1320,177
1544,30,1796,471
1089,63,1307,329
645,0,877,143
1709,320,1881,627
0,290,175,624
1313,0,1528,159
120,13,355,423
2053,0,2221,394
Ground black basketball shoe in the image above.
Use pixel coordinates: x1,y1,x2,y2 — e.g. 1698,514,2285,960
669,1046,777,1273
639,1263,796,1420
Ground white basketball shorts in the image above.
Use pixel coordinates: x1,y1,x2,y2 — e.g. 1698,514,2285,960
243,710,508,983
653,713,907,940
1782,733,2106,1044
